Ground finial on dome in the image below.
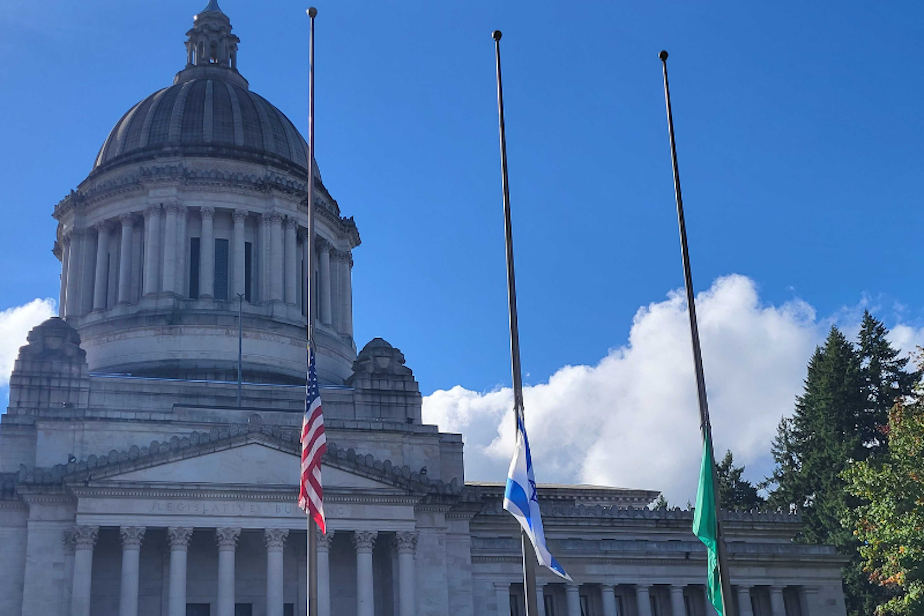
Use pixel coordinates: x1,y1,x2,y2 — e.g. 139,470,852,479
200,0,224,13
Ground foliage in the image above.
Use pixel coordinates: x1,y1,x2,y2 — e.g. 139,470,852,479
652,494,670,510
766,316,920,616
843,391,924,615
715,450,764,511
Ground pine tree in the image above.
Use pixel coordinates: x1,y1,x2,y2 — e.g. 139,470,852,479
716,450,764,511
767,321,921,616
857,311,921,457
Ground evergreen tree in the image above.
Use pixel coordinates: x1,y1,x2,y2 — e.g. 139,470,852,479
767,321,921,616
652,494,670,510
857,311,921,457
716,450,764,511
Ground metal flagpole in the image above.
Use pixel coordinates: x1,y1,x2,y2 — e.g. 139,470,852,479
306,8,319,616
658,50,736,616
492,29,540,616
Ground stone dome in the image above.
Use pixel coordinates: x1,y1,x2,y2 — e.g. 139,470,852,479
93,79,309,175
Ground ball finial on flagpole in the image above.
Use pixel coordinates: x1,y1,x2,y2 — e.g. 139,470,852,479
492,30,502,41
659,50,669,61
307,6,317,17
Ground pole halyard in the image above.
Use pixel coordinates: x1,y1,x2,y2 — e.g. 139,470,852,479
306,8,319,616
658,50,736,616
493,29,540,616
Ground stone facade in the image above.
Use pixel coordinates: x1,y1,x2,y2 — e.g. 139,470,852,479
0,2,848,615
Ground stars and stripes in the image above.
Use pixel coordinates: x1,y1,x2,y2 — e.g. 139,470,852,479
299,345,327,533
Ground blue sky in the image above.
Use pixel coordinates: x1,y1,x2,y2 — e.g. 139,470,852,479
2,0,923,497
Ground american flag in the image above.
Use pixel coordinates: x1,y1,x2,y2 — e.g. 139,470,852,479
299,346,327,532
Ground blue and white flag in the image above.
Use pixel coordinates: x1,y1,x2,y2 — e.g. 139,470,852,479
503,414,571,581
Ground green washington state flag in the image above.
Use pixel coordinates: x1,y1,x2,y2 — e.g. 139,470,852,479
693,435,724,616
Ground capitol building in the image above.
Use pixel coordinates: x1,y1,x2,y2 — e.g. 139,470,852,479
0,3,848,616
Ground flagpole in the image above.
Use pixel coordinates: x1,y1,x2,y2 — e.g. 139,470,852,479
658,50,736,616
306,8,319,616
492,29,540,616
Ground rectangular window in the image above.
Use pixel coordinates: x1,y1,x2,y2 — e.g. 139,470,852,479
189,238,200,298
244,241,253,302
214,238,229,300
186,605,210,616
234,605,252,616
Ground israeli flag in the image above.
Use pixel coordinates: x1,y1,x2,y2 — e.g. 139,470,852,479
503,414,571,580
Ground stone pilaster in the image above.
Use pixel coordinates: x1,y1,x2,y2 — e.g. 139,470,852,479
117,214,135,304
284,216,298,305
198,206,215,299
395,531,418,616
143,205,161,296
70,525,99,616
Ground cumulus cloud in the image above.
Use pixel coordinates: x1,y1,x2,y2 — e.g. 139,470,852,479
0,299,57,387
423,274,895,505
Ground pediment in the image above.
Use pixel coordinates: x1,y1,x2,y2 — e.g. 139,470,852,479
100,442,405,492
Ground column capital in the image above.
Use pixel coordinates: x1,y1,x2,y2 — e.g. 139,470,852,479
144,204,162,218
261,211,273,224
167,526,193,551
600,584,615,592
264,528,289,551
316,529,335,551
93,220,113,233
316,237,331,252
670,585,686,594
267,210,283,224
63,530,76,554
73,525,99,550
769,586,785,594
119,212,137,225
394,531,418,555
284,216,299,230
233,208,249,222
120,526,146,550
71,227,88,238
352,530,377,553
164,202,181,215
216,527,242,551
494,582,510,591
566,583,580,592
199,206,215,220
737,584,754,591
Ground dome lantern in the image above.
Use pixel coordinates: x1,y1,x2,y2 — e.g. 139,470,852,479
175,0,246,88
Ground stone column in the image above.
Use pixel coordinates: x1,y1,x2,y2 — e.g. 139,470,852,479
317,530,334,616
260,212,271,302
233,210,247,299
737,586,754,616
167,527,193,616
352,531,377,616
118,214,134,304
494,582,510,616
216,528,241,616
601,584,618,616
300,230,310,315
670,585,685,616
118,527,145,616
176,205,188,296
65,230,83,316
80,228,97,314
162,204,179,294
329,249,342,331
317,239,332,325
799,587,818,616
70,525,98,616
395,532,418,616
59,235,71,316
341,251,353,336
536,584,547,616
143,205,161,296
265,529,289,616
62,531,76,613
566,584,581,616
93,222,111,310
269,212,284,302
199,207,215,299
636,585,653,616
768,586,785,616
284,217,298,305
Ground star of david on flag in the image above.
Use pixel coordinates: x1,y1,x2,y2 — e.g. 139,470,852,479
503,414,571,581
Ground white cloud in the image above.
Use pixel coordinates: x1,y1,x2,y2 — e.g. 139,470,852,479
0,299,57,388
424,274,879,505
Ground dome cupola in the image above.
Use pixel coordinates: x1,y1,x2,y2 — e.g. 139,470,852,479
52,3,361,386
